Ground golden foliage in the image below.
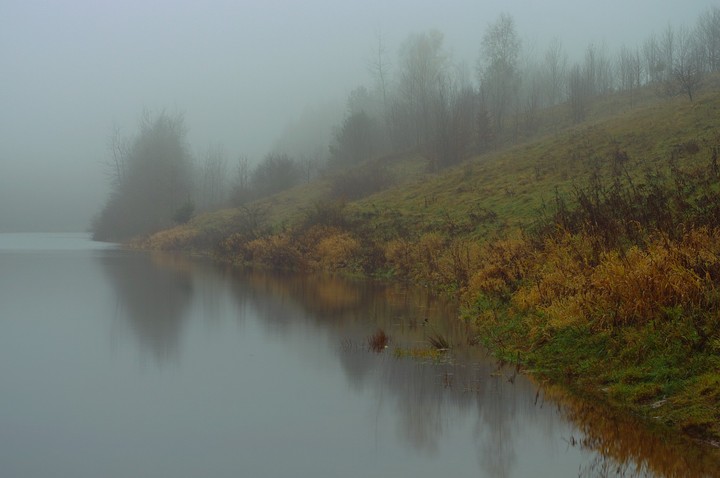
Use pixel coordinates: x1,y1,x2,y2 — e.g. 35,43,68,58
464,235,534,301
586,245,702,326
316,231,360,270
382,234,483,288
246,233,304,269
497,227,720,330
412,232,446,282
384,239,414,276
137,226,200,251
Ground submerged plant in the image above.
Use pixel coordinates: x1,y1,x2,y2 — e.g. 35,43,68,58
427,333,451,350
367,328,389,353
392,347,444,361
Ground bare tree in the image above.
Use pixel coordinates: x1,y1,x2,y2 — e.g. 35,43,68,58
230,154,252,205
476,91,494,153
395,29,449,149
696,6,720,73
568,63,590,123
251,152,300,198
367,29,391,119
583,42,614,96
330,109,378,165
542,37,568,106
660,24,676,87
673,25,704,101
298,151,320,183
521,64,543,135
431,72,478,169
198,143,228,211
477,13,521,137
617,45,643,104
105,122,129,187
643,33,663,84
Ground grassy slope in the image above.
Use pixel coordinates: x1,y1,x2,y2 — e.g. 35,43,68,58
139,80,720,447
353,85,719,233
143,80,719,252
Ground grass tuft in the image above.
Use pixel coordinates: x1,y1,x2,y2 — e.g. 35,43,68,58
367,328,389,353
426,333,451,350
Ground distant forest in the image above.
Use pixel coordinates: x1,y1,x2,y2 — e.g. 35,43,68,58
92,8,720,241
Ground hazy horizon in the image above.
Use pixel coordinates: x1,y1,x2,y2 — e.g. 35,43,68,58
1,0,715,232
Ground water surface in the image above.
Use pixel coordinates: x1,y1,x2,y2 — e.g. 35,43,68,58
0,233,716,477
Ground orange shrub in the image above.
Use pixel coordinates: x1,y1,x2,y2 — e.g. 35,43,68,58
219,232,253,264
436,238,483,288
586,243,704,327
144,227,200,251
519,228,719,329
465,227,720,330
246,233,304,269
673,227,720,281
464,235,534,303
412,232,446,283
513,232,595,326
384,239,415,278
292,225,343,267
316,231,361,270
384,233,480,287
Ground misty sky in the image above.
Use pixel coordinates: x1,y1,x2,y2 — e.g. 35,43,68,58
0,0,715,232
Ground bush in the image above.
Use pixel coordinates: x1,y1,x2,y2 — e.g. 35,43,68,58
246,234,304,270
316,232,360,270
330,163,393,200
173,199,195,224
484,227,720,331
303,199,348,228
463,235,534,303
384,239,415,278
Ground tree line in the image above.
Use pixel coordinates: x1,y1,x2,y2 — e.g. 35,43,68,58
333,7,719,169
92,7,720,241
92,110,308,241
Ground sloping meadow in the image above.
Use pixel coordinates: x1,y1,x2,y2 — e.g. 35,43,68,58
143,85,720,444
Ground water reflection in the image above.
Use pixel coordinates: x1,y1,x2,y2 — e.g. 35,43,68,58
99,252,194,362
96,253,720,477
219,269,720,478
547,385,720,478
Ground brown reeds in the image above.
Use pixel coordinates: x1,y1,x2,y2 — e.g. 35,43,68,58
367,328,389,353
427,333,450,350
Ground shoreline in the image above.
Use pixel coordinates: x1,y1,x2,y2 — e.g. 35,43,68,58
136,233,720,456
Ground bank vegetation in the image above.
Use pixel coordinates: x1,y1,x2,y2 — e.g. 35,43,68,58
99,8,720,448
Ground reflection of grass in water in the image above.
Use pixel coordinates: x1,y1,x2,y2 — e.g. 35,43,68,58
367,328,389,353
393,347,445,362
426,333,450,350
541,382,720,478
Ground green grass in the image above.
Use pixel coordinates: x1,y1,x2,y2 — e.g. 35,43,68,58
146,79,720,253
141,76,720,446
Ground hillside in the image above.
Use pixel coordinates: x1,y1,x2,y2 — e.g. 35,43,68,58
137,79,720,447
142,77,720,252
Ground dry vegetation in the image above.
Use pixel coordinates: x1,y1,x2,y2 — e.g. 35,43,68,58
140,79,720,445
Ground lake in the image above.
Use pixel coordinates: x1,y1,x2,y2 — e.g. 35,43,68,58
0,233,717,477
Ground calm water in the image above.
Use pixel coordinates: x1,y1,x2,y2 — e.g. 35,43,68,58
0,233,717,478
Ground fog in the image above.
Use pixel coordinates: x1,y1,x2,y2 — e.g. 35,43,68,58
0,0,714,232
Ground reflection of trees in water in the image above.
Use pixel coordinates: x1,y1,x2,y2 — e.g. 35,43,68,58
382,357,447,454
546,384,720,478
99,252,194,362
338,344,543,477
223,268,720,478
222,269,527,474
97,255,720,477
376,357,530,475
473,377,520,478
226,269,466,345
